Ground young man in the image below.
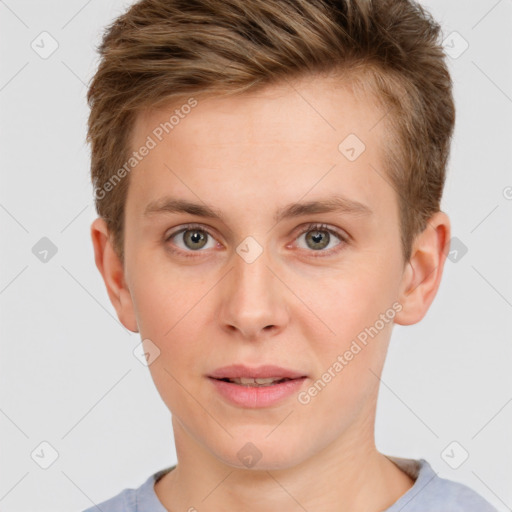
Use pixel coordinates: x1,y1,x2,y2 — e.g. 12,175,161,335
84,0,497,510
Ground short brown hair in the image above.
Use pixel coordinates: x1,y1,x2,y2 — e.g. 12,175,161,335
87,0,455,264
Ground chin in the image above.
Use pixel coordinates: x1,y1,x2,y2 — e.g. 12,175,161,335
211,431,310,472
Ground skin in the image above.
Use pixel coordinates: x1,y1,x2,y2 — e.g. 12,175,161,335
91,74,450,512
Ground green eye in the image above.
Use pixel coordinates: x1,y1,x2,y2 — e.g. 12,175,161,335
165,224,216,256
295,223,347,256
165,222,348,259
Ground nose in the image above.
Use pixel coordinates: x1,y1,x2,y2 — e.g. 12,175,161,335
218,242,289,341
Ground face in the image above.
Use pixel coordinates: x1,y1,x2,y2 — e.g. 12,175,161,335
115,75,413,469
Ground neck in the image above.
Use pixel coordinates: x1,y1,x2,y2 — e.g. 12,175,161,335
155,414,415,512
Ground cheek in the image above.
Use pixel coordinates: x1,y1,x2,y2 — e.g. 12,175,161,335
295,282,393,426
142,314,207,416
129,259,209,337
293,261,396,344
130,265,214,360
288,254,400,410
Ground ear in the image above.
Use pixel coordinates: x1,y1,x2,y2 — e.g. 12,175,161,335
90,217,139,332
394,211,451,326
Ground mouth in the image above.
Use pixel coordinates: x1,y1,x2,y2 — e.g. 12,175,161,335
210,376,303,387
207,364,307,383
207,369,308,408
206,364,309,407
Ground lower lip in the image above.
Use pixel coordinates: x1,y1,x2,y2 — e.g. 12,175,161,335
208,377,307,408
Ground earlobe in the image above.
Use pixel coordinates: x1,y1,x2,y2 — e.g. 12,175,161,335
90,217,139,333
394,211,451,326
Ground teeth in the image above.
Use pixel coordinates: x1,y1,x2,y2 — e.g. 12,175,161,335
229,377,287,386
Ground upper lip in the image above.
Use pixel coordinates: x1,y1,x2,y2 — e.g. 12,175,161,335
208,364,307,380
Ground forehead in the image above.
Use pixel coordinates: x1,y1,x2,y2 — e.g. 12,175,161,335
126,75,395,221
132,74,383,149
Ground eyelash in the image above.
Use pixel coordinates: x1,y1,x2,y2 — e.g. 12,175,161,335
164,222,349,259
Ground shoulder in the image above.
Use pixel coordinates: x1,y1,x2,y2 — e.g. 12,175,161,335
386,456,498,512
82,486,136,512
424,471,498,511
81,466,174,512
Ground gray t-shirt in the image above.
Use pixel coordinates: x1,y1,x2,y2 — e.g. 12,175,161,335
82,456,498,511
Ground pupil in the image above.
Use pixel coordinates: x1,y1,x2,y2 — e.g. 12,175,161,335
307,230,329,250
185,230,206,249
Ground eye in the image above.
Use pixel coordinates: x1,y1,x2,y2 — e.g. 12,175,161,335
294,223,347,256
165,222,348,258
165,223,217,256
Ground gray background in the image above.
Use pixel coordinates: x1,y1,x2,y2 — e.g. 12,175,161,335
0,0,511,510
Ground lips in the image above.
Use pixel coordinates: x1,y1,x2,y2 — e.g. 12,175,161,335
207,365,309,407
208,364,307,381
217,376,291,386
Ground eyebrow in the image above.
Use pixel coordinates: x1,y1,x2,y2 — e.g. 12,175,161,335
143,194,372,223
